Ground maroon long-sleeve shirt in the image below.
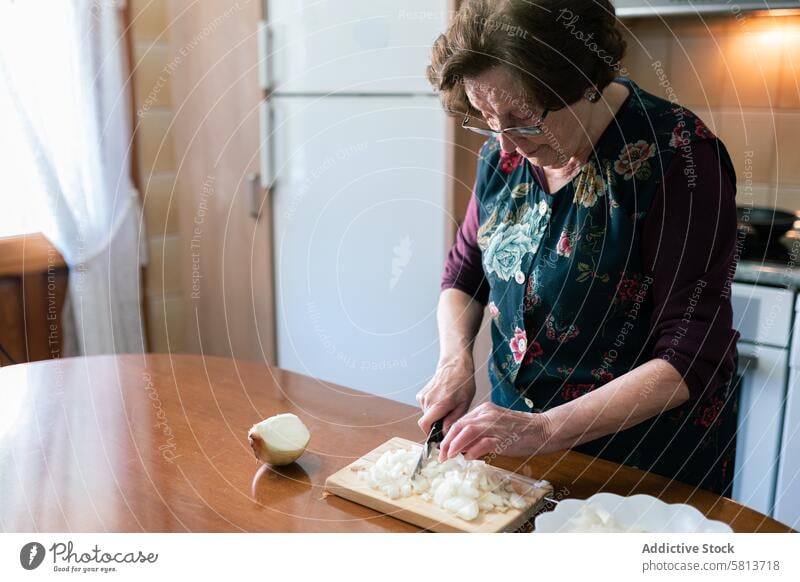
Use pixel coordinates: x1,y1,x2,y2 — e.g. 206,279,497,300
442,140,739,399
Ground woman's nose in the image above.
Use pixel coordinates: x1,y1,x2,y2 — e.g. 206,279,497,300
498,133,519,154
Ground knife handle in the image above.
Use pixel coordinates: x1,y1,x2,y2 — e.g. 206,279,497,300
429,418,445,444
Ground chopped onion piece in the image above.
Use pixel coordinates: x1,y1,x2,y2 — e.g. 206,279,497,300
560,502,644,532
356,447,547,521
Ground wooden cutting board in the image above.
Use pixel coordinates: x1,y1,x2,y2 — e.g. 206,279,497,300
324,437,553,532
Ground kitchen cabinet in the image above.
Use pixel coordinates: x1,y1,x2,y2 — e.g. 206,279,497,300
730,282,793,518
774,292,800,529
729,280,800,529
775,368,800,529
732,343,788,515
167,1,276,363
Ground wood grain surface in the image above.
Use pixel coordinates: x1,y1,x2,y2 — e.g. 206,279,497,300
0,354,792,532
325,437,552,532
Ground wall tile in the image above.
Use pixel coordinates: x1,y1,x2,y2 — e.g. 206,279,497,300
133,42,172,112
623,15,798,209
719,24,785,109
736,182,800,216
130,0,179,353
717,110,777,185
737,182,779,210
777,18,800,109
667,28,729,108
621,20,674,96
142,173,179,235
687,106,722,134
136,110,176,176
146,234,182,297
772,184,800,211
146,295,185,353
774,112,800,185
129,0,170,42
779,56,799,110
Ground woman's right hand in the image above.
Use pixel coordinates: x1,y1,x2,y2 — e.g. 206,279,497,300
417,356,476,436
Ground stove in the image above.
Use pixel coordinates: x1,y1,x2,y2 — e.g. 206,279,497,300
740,240,791,264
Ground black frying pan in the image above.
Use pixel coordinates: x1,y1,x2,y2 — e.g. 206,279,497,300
736,207,797,244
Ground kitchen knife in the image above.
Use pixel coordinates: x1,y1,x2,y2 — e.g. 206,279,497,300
412,418,445,479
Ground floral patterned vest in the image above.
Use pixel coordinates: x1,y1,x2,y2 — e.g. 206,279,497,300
476,77,732,413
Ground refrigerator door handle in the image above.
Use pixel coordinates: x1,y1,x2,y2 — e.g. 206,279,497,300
259,99,275,191
247,173,261,220
738,347,759,374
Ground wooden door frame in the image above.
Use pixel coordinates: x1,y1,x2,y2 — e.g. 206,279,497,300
121,3,152,352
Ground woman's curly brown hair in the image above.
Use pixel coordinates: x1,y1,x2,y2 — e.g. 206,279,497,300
427,0,626,117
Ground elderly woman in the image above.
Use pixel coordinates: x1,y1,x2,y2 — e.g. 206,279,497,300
417,0,740,495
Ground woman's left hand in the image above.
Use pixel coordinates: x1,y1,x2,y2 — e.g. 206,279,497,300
437,402,552,461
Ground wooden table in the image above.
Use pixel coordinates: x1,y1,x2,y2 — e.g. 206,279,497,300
0,355,792,532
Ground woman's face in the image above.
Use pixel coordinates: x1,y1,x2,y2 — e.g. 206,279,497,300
464,67,589,169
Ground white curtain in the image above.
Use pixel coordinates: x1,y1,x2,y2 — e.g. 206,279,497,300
0,0,146,354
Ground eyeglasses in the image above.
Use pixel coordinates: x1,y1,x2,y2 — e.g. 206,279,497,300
461,108,550,138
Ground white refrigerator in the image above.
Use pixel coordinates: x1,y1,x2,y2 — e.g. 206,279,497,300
260,0,451,404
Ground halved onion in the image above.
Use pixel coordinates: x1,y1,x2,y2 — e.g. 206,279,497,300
248,413,310,466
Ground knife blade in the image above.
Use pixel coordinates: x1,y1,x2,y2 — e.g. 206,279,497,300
412,418,445,479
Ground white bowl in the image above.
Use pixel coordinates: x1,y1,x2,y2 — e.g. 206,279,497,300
534,492,733,533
